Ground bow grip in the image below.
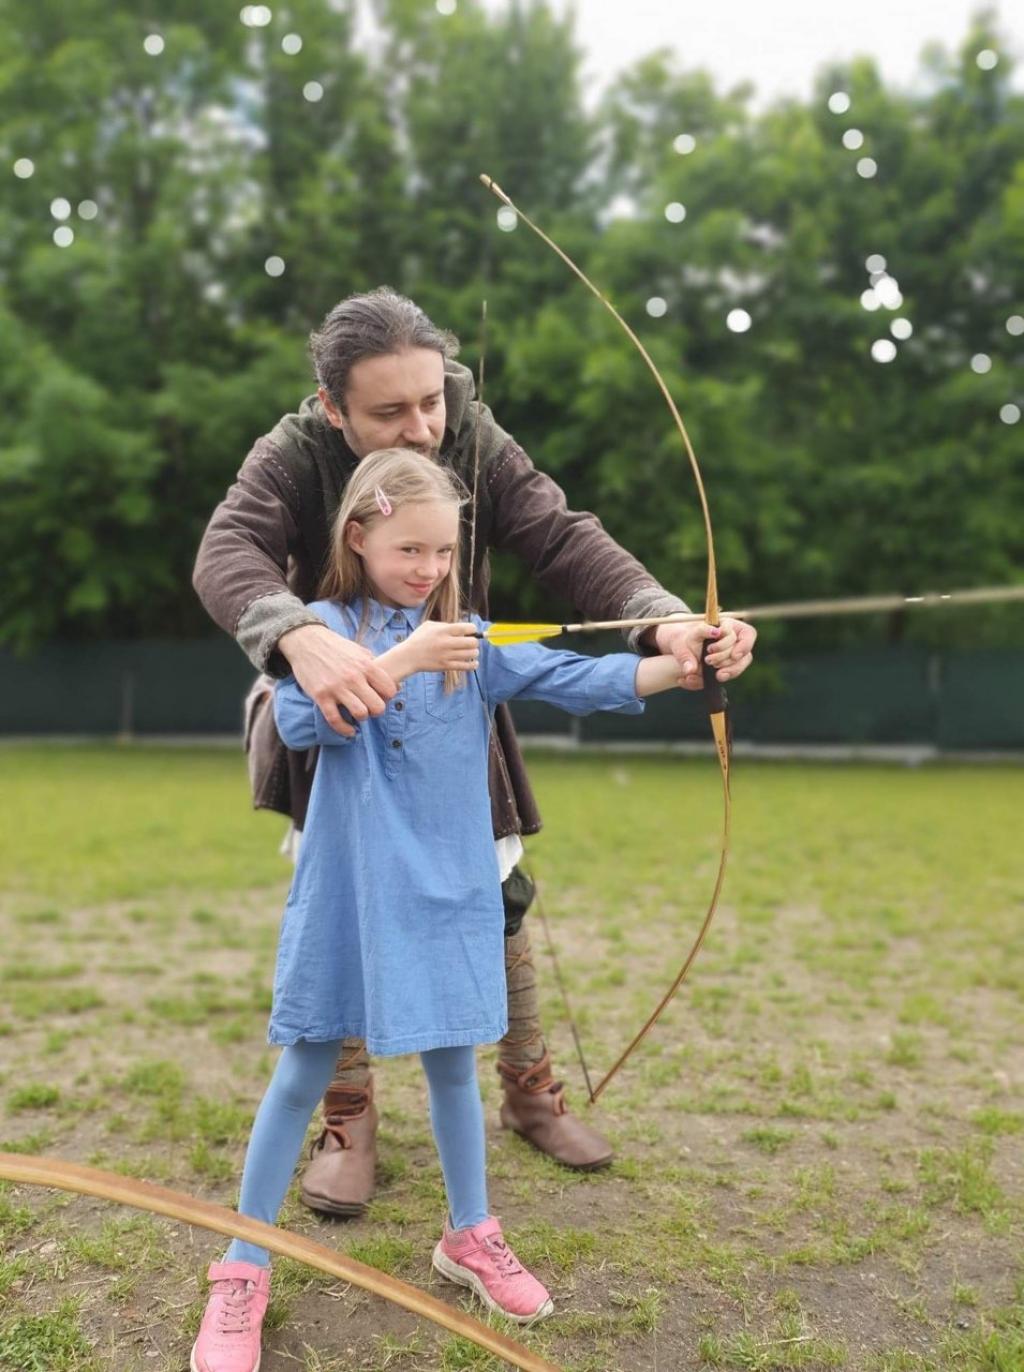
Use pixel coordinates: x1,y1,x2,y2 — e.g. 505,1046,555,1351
702,638,728,715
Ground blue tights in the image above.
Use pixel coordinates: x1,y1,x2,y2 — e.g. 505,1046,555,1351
225,1040,488,1266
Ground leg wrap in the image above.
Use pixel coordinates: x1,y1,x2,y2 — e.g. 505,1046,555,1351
327,1037,371,1093
498,923,547,1071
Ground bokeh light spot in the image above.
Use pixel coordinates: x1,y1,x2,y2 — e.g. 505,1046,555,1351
1006,315,1024,337
672,133,696,155
856,158,878,179
281,33,303,54
303,81,324,102
646,297,668,318
999,403,1020,424
860,289,880,312
496,206,517,232
264,256,286,277
143,34,165,56
971,353,992,374
827,92,851,114
890,318,913,340
976,49,998,70
871,339,896,363
874,275,902,310
13,158,35,179
664,202,686,223
436,0,457,13
865,253,886,274
726,309,752,333
50,198,71,220
842,128,864,150
53,226,74,248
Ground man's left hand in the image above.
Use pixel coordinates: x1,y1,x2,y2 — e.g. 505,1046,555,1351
651,616,757,693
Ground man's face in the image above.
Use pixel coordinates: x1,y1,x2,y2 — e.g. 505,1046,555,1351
320,348,446,460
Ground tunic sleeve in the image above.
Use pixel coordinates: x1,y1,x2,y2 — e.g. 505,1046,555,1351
477,631,644,718
192,438,325,674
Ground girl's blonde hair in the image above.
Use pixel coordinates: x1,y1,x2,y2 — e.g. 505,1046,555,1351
319,447,470,689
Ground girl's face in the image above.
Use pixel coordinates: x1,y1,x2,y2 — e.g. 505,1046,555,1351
346,500,460,608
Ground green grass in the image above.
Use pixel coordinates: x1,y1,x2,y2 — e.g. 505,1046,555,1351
0,744,1022,1372
0,744,289,903
0,1299,97,1372
6,1084,60,1112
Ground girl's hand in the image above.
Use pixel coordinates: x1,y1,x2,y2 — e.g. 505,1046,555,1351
653,616,756,690
398,621,481,676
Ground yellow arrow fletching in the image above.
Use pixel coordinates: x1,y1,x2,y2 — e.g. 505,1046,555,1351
484,621,564,646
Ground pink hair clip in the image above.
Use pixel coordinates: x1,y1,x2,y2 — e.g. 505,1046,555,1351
373,486,393,517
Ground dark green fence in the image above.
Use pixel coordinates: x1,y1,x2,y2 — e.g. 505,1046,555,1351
1,640,1021,750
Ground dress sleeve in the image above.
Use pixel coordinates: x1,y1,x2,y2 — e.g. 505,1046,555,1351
272,603,361,748
477,632,644,717
274,676,360,749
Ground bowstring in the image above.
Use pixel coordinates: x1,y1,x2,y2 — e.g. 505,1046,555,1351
467,296,596,1102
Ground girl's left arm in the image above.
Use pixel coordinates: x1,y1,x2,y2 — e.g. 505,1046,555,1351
478,632,682,717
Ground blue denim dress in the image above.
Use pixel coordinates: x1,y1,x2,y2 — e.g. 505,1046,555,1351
270,597,644,1056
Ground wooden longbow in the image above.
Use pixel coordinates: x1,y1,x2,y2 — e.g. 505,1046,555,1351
480,174,731,1104
0,1152,560,1372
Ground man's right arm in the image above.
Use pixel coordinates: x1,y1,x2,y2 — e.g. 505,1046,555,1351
193,438,324,675
193,440,394,733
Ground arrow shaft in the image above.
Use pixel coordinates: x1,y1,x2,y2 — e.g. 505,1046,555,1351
486,586,1024,643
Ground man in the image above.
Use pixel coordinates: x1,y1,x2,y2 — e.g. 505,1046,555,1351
194,287,756,1216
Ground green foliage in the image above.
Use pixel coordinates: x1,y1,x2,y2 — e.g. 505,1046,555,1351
0,2,1021,650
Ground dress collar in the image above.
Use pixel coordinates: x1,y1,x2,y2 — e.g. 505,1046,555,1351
350,597,427,633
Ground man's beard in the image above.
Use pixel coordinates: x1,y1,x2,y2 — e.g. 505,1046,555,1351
348,427,441,462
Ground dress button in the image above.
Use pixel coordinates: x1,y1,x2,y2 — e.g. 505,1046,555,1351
391,738,403,749
394,700,405,712
395,634,405,642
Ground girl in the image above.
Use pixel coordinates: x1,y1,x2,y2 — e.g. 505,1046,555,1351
191,447,690,1372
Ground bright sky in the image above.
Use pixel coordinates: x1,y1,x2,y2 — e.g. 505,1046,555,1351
483,0,1021,105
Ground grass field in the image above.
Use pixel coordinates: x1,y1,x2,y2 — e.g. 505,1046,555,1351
0,743,1022,1372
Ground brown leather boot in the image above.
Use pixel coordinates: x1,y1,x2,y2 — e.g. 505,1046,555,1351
497,1052,614,1170
300,1076,378,1217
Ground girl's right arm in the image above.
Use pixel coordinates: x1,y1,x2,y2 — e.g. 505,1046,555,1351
376,621,480,682
273,599,377,748
274,618,480,746
274,674,359,749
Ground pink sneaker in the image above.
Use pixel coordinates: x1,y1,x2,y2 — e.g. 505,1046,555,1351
432,1216,554,1323
190,1260,270,1372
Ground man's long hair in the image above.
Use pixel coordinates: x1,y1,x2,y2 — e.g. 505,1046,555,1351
319,448,470,692
309,288,459,408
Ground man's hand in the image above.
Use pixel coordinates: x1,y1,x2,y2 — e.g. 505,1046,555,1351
278,623,397,737
649,616,757,692
388,621,480,677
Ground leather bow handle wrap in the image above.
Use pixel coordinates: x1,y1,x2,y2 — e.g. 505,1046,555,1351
0,1152,561,1372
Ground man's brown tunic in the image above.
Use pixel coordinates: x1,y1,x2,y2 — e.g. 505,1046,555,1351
193,359,686,833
